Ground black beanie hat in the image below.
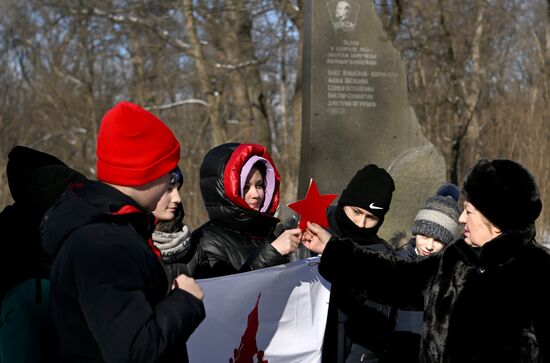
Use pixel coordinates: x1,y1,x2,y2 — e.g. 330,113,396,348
338,164,395,219
462,159,542,232
6,146,87,216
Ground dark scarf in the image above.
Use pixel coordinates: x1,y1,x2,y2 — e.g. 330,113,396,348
331,205,382,245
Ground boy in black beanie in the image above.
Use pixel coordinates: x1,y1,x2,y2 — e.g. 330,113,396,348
320,164,396,363
333,164,395,239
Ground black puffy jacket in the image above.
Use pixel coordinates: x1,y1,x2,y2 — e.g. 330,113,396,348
41,181,205,362
192,143,287,278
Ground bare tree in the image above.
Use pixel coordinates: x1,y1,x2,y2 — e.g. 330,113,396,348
378,0,550,239
1,0,547,238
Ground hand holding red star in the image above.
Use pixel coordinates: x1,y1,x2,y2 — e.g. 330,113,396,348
287,179,337,231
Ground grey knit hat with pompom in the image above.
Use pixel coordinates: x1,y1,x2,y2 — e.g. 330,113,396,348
411,184,461,244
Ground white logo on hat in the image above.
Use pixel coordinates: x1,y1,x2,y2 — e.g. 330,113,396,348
369,203,383,210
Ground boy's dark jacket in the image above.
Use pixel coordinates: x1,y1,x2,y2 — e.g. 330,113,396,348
41,181,205,362
319,226,550,362
322,206,398,363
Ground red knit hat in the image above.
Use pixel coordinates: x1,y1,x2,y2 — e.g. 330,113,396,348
96,101,180,186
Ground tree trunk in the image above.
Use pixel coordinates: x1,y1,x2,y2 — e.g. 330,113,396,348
182,0,225,145
221,0,271,147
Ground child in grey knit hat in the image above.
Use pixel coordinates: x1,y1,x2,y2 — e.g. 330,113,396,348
387,183,461,361
399,183,461,259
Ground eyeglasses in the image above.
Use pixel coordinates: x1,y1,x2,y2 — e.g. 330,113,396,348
170,167,183,187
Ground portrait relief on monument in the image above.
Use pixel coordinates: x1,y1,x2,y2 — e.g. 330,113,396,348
324,1,398,116
328,0,360,32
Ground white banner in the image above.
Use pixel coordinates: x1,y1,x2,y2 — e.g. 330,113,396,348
188,257,331,363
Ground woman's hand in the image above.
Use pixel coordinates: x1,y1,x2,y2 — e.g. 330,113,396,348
301,222,331,254
271,228,302,255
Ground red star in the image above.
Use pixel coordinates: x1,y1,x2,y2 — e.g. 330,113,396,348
288,179,337,231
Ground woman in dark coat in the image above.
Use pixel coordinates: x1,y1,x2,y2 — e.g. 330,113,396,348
192,143,302,278
304,159,550,362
